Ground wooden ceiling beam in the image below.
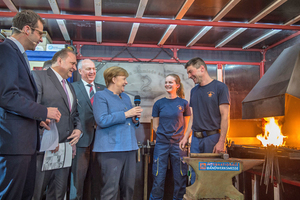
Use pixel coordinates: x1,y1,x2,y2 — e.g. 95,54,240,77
48,0,71,41
158,0,195,45
216,0,287,48
94,0,102,43
128,0,149,44
187,0,241,47
3,0,18,12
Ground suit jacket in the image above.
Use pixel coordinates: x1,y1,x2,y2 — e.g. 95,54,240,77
32,69,82,143
0,39,47,155
93,89,139,152
71,81,105,147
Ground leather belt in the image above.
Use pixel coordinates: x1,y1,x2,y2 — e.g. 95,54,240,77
194,129,220,138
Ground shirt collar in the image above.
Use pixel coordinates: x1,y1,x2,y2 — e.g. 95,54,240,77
105,88,123,97
51,68,64,83
8,37,25,54
81,79,94,87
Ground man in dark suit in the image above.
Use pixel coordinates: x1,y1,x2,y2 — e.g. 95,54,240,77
32,48,82,200
0,10,61,200
70,59,105,200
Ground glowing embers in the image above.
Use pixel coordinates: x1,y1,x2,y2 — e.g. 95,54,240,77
256,117,287,147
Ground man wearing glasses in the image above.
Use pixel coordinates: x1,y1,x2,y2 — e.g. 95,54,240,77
0,10,61,200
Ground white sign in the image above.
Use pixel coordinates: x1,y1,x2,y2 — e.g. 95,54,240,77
46,44,66,52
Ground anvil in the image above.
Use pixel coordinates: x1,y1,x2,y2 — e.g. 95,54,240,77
183,155,264,200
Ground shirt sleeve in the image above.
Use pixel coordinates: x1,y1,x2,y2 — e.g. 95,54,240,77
189,87,195,108
183,100,191,116
218,83,230,105
152,100,160,117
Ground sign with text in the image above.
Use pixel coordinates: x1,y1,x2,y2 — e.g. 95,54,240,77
199,162,240,171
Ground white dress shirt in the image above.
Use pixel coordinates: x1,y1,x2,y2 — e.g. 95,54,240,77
51,68,74,109
81,79,96,97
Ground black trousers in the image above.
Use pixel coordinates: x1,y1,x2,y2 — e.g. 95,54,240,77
70,146,101,200
0,154,36,200
32,154,70,200
96,150,137,200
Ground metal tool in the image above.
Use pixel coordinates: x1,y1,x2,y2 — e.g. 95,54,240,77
260,145,284,193
190,153,229,160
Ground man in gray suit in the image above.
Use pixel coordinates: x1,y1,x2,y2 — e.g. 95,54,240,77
32,48,82,200
70,59,105,200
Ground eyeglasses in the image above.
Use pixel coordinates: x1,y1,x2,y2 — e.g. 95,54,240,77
31,27,44,37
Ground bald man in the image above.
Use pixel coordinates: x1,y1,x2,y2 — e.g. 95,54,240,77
70,59,105,200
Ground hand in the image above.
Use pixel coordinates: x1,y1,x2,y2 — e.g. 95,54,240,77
213,141,226,153
47,107,61,123
67,129,82,146
179,137,188,151
50,145,59,153
40,119,51,130
125,106,143,118
132,117,139,124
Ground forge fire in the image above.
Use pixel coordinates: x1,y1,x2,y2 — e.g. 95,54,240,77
256,117,288,147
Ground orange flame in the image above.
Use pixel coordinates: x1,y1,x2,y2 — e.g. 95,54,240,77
256,117,287,147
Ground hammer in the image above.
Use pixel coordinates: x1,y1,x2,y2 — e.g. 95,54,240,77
190,153,229,160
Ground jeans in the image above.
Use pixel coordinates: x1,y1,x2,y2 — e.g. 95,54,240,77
190,132,220,184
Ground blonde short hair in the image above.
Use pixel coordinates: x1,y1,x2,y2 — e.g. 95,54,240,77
103,66,129,87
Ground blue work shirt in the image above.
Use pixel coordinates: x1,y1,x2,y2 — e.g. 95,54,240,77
190,80,230,132
152,97,191,143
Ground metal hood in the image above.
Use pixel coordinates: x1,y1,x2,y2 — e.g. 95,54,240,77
242,44,300,119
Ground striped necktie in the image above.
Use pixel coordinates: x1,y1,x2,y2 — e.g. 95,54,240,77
87,84,95,105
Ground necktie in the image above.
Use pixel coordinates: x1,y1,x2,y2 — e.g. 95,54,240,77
62,79,72,111
23,52,31,70
87,84,95,105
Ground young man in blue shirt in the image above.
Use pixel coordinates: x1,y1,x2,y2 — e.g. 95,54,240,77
179,57,230,183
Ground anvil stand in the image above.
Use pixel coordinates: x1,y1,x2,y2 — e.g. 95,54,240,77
183,154,264,200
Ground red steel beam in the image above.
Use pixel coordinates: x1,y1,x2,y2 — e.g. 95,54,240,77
172,48,178,60
248,170,300,188
76,56,260,66
77,57,183,63
1,12,300,31
208,61,260,65
260,51,266,78
265,31,300,51
59,41,262,52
